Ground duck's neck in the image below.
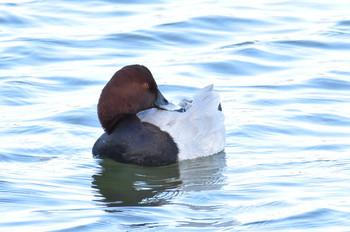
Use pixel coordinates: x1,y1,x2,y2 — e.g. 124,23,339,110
102,114,138,134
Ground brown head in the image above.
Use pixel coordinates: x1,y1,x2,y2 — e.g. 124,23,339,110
97,65,170,134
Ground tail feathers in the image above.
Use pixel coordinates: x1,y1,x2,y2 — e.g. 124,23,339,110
193,84,214,101
190,85,221,113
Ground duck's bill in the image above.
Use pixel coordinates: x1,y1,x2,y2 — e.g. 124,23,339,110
155,90,182,111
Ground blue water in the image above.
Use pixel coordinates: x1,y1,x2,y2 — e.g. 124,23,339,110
1,0,350,231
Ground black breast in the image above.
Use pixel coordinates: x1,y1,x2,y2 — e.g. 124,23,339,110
92,115,179,166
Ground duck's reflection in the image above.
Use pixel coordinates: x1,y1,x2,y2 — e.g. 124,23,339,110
92,159,181,207
92,152,226,208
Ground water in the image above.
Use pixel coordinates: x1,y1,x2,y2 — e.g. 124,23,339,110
1,0,350,231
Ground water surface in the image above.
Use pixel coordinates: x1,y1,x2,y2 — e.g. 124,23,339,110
1,0,350,231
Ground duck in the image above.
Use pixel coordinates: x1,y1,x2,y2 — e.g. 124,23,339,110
92,64,226,166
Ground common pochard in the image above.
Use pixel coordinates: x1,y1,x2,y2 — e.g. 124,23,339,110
92,65,226,166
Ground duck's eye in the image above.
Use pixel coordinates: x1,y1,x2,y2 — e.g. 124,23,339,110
143,83,150,89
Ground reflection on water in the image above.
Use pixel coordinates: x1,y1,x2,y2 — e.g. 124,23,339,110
92,152,226,209
92,160,181,207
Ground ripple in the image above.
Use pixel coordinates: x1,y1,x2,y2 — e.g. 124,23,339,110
196,60,283,76
235,47,297,62
242,208,350,231
291,113,350,127
306,77,350,90
0,9,33,26
0,80,39,106
0,152,54,163
189,15,272,31
274,39,350,50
